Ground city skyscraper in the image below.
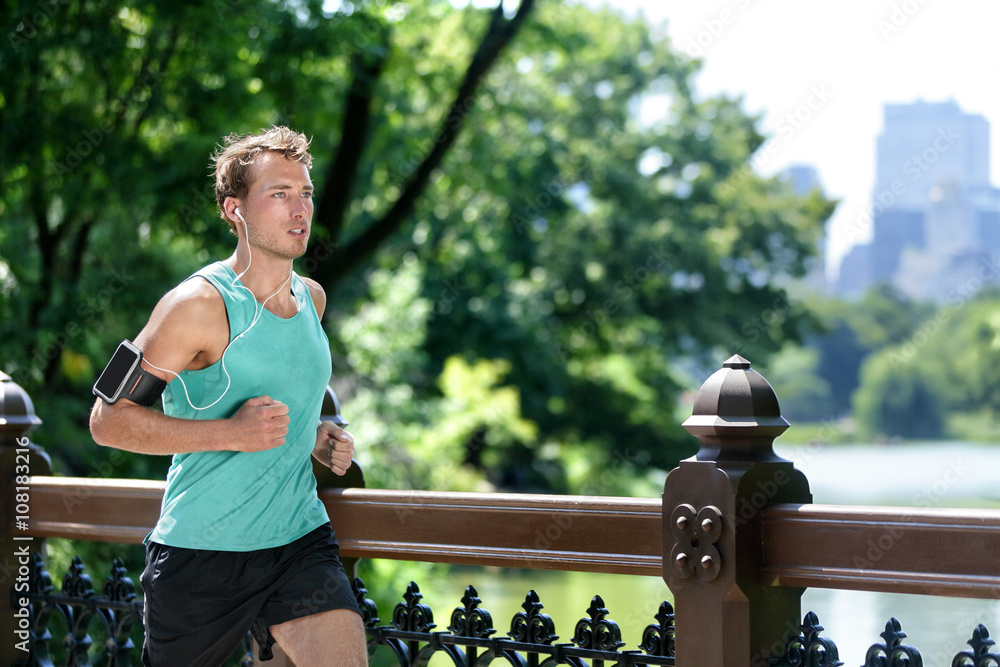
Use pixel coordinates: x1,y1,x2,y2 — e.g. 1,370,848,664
834,100,1000,301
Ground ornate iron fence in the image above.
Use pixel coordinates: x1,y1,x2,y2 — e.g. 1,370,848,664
353,578,676,666
18,553,1000,666
17,553,254,667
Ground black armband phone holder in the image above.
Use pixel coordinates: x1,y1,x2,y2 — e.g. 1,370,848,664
92,340,167,407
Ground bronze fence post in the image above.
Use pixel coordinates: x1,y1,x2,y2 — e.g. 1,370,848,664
1,371,50,666
663,355,812,666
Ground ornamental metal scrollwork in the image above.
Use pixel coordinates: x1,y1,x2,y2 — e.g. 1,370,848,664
449,585,496,639
103,557,135,602
27,554,55,665
639,600,675,658
953,624,1000,667
772,611,843,667
31,552,53,596
571,595,625,652
508,590,558,645
863,617,923,667
101,557,141,664
392,581,436,633
62,555,98,664
62,555,95,599
352,576,381,629
669,503,723,581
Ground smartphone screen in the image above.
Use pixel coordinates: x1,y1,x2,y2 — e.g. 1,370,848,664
94,341,141,400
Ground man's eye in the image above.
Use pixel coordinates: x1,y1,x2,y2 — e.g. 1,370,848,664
274,192,285,198
303,192,314,198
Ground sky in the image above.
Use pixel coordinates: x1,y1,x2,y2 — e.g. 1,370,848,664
582,0,1000,279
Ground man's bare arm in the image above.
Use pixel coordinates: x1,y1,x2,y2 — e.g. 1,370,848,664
301,275,355,476
89,278,290,455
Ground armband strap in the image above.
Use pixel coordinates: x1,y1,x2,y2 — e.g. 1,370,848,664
124,367,167,407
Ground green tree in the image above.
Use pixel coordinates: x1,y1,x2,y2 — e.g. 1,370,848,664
759,343,833,422
0,0,535,473
853,347,945,439
802,285,936,420
2,0,834,486
845,284,937,349
376,2,835,472
914,293,1000,414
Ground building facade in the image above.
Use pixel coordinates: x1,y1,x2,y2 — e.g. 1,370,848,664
834,100,1000,301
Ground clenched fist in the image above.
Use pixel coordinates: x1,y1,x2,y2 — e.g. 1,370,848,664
313,420,355,475
228,396,290,452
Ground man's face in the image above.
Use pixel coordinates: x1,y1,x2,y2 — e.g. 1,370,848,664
240,152,314,260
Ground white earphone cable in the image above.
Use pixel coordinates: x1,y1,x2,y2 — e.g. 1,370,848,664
142,209,293,410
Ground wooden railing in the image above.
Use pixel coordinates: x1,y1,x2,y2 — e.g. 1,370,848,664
4,359,1000,666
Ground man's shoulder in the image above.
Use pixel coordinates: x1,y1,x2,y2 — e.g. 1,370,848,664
298,275,324,296
156,276,226,323
167,274,222,304
297,275,326,316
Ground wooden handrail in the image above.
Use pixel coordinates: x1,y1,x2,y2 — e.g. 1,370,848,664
320,487,663,575
762,503,1000,599
25,477,1000,595
25,477,664,576
26,477,164,544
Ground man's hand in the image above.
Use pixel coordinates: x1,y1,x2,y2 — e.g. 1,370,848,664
228,396,290,452
313,420,355,475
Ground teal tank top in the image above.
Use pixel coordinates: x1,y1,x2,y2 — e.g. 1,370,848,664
149,261,333,551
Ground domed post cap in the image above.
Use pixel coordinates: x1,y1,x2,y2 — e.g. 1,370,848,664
0,371,42,444
681,355,789,464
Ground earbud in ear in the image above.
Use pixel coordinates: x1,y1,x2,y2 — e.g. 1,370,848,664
234,207,246,224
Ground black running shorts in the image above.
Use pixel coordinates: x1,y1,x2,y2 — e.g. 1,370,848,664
140,523,361,666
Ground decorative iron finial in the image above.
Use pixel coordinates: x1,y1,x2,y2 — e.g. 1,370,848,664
449,585,496,638
62,556,95,599
508,590,558,644
392,581,435,632
772,611,843,667
682,355,790,464
31,553,53,596
953,624,1000,666
863,618,922,667
639,601,675,657
103,558,135,603
571,595,624,651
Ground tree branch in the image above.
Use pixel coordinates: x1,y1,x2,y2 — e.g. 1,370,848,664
316,0,536,289
311,21,390,289
130,20,180,136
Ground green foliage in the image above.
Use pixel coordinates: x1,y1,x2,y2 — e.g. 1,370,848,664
809,316,867,417
3,0,832,488
798,285,939,424
915,296,1000,413
406,2,832,472
852,346,945,439
845,284,938,349
759,343,833,422
819,285,1000,440
337,259,537,491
